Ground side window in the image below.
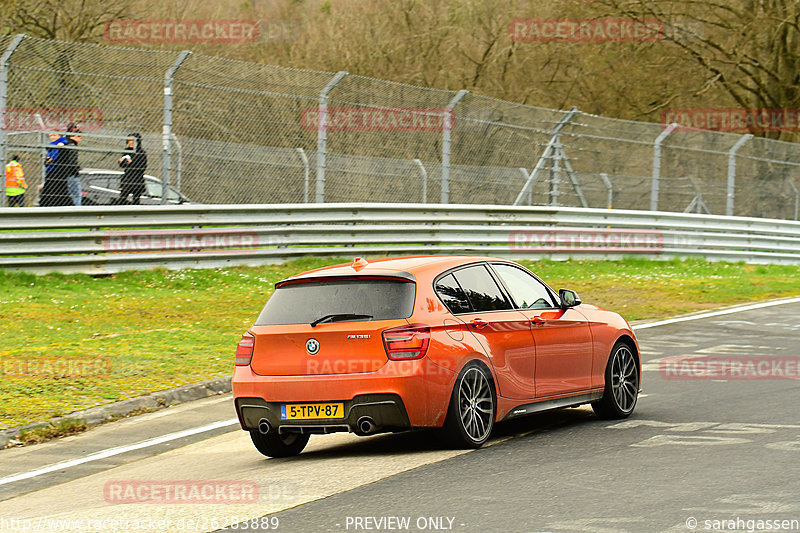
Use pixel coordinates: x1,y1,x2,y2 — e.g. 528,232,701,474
451,265,512,312
434,274,473,314
86,177,103,189
492,264,556,310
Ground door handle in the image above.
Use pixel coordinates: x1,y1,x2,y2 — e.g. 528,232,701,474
531,316,546,326
470,318,488,329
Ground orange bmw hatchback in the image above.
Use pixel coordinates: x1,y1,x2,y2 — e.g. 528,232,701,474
233,256,640,457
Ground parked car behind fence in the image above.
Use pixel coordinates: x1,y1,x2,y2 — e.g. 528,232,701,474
36,168,190,206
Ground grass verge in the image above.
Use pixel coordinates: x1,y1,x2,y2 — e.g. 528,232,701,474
1,256,798,430
15,419,89,445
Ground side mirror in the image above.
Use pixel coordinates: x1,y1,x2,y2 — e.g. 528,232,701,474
559,289,582,308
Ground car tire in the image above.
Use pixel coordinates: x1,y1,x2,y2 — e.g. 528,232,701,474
249,430,310,458
442,361,496,449
592,341,639,419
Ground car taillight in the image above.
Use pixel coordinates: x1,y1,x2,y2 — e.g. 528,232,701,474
235,333,254,366
382,324,430,360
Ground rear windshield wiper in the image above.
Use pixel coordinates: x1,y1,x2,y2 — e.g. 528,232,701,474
310,313,373,327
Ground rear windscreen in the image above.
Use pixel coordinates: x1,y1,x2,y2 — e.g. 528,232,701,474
255,279,416,326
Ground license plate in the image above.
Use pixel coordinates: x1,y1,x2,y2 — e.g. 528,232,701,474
280,403,344,420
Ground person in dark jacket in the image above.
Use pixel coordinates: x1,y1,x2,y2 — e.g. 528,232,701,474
114,133,147,205
63,129,83,206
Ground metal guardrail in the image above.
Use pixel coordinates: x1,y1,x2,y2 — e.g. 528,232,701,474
1,204,800,274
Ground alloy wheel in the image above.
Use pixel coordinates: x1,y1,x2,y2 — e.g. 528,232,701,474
458,367,494,442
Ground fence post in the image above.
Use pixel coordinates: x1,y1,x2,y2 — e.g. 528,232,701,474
518,168,532,205
441,90,468,204
296,148,309,203
726,133,752,216
413,159,428,203
513,107,579,206
170,133,183,195
651,123,678,212
0,34,25,208
600,173,613,209
161,50,190,205
789,180,799,221
315,71,347,203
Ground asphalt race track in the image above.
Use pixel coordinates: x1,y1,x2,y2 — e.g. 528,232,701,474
1,298,799,533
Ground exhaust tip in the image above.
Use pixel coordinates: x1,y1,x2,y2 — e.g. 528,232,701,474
257,418,271,435
357,416,377,434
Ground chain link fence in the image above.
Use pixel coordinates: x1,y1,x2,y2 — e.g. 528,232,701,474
1,33,799,220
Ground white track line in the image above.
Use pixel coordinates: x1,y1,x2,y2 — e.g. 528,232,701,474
5,297,800,488
632,297,800,330
0,418,239,486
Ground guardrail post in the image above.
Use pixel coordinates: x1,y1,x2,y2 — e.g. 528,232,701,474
513,107,579,206
651,123,678,212
161,50,191,205
548,141,562,206
726,134,752,216
296,148,309,203
315,71,347,203
441,90,468,204
0,34,25,208
413,159,428,203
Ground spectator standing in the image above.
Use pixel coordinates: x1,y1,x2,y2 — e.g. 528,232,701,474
114,133,147,205
39,132,67,206
5,154,27,207
45,132,66,176
54,124,83,206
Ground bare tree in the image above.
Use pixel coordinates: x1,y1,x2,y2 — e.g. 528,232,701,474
603,0,800,138
2,0,138,42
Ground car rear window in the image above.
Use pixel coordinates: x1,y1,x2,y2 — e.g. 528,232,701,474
255,279,416,326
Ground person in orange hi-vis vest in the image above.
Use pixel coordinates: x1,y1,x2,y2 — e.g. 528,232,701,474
5,154,27,207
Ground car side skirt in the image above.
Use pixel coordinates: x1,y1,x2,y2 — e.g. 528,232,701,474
501,390,604,420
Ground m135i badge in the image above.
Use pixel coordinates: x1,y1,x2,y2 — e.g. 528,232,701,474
347,334,371,339
306,338,320,355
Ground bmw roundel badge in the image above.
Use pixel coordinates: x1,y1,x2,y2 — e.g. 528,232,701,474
306,338,320,356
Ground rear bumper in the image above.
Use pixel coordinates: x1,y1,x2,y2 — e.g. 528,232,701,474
235,394,410,435
232,358,455,431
